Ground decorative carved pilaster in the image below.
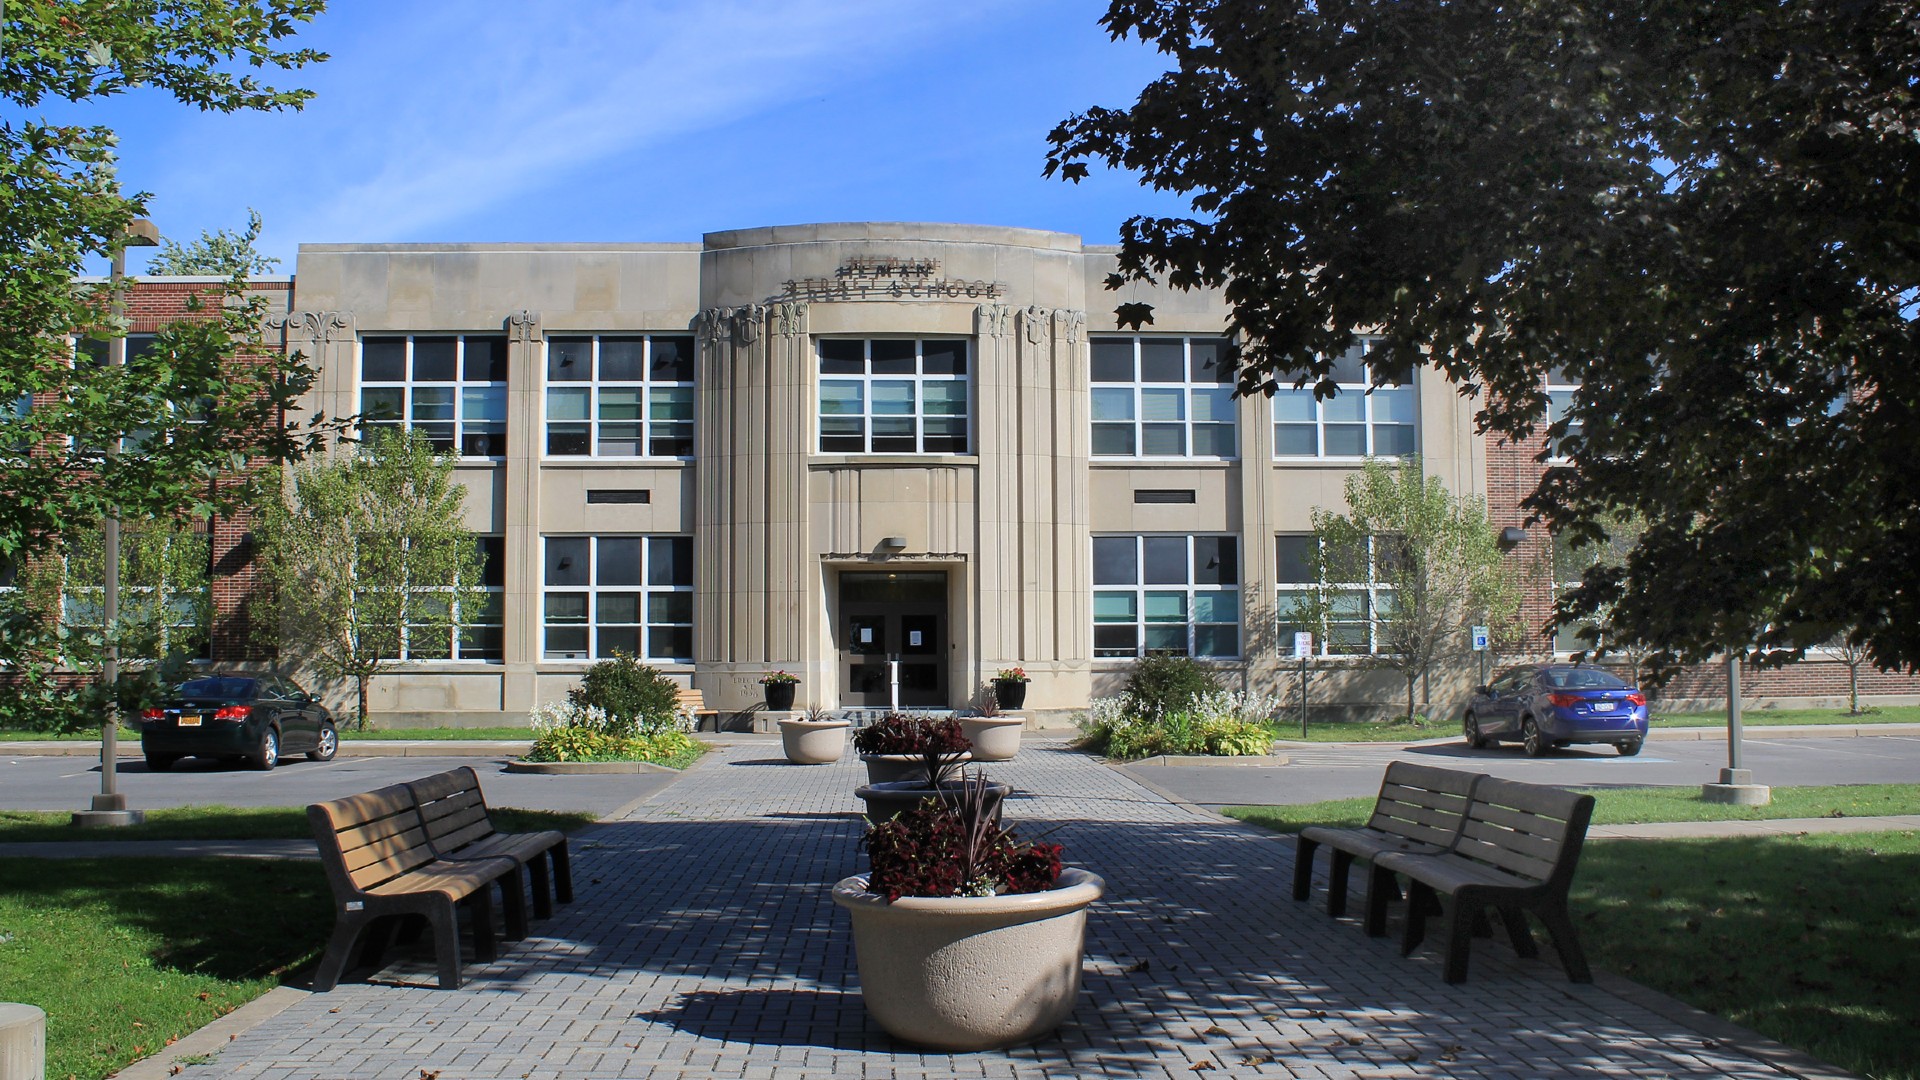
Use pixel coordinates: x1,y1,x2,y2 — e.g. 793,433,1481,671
269,310,355,347
976,302,1012,339
1055,308,1086,344
771,301,808,338
734,303,766,345
1020,305,1054,344
508,309,542,343
697,306,732,349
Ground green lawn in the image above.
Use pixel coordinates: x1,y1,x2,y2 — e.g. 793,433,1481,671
0,805,600,844
0,728,141,742
0,857,332,1080
1223,782,1920,833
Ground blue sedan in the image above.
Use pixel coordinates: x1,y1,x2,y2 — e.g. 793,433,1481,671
1464,664,1650,757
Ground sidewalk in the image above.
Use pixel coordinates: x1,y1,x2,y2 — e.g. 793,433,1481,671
55,737,1854,1080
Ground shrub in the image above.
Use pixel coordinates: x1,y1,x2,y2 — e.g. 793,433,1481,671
850,713,969,756
1077,689,1279,760
525,698,701,765
1122,654,1221,722
565,654,684,736
863,774,1063,901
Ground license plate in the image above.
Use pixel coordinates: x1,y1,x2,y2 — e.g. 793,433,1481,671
177,714,202,727
1591,701,1616,713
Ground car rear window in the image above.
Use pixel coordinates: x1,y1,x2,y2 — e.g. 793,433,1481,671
175,677,258,699
1550,669,1628,689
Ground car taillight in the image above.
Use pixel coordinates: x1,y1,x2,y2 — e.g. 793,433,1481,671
213,705,252,721
1626,692,1646,706
1548,693,1581,708
140,707,165,721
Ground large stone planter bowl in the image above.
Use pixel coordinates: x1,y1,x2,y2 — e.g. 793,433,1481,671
832,867,1104,1052
779,719,850,764
854,779,1011,825
860,752,972,785
959,716,1024,761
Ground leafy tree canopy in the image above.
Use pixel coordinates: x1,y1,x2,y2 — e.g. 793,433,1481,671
1048,1,1920,682
145,207,280,276
0,1,331,582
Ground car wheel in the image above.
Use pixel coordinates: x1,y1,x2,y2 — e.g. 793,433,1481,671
1463,713,1490,750
145,753,178,772
1522,716,1550,758
308,722,338,762
250,728,279,771
1617,738,1644,757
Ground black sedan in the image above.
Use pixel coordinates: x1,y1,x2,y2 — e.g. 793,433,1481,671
138,674,338,771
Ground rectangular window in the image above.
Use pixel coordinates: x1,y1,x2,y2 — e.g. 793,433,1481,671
59,526,211,660
1273,337,1416,460
545,335,695,458
1090,336,1236,458
360,335,508,457
542,535,694,661
1274,533,1397,655
1545,367,1580,461
817,339,970,454
1092,534,1240,659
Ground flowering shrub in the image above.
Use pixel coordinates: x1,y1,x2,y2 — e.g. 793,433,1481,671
564,655,687,735
760,671,800,685
525,698,701,765
995,667,1029,682
1077,689,1280,760
864,775,1063,901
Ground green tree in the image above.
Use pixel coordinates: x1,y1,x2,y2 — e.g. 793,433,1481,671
0,1,333,678
1286,458,1521,723
252,430,489,727
144,207,281,276
1047,2,1920,681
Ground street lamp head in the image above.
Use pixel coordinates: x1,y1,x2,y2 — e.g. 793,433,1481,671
125,218,161,247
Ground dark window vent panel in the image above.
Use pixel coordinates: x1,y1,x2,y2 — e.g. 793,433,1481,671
1134,489,1197,504
586,490,651,505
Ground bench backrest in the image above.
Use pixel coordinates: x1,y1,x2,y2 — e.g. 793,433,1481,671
308,784,438,896
677,688,707,712
1365,761,1481,847
408,766,497,855
1451,776,1595,888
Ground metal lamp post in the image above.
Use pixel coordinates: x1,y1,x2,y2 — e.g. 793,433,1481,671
73,217,161,828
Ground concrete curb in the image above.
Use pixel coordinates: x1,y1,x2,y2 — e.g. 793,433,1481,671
110,986,309,1080
504,758,679,775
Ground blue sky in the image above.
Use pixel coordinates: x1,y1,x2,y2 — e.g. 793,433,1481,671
48,1,1194,270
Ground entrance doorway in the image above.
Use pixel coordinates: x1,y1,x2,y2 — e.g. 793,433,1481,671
838,571,948,709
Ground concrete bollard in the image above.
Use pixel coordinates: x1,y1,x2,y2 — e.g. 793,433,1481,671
0,1003,46,1080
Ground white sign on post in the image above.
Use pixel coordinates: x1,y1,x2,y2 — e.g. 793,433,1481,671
1471,625,1490,651
1293,631,1314,658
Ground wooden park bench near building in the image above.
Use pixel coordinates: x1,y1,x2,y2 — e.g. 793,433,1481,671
1291,761,1481,932
408,766,573,919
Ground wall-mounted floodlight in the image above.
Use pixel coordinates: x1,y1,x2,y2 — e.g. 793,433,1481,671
880,537,908,550
1499,527,1528,549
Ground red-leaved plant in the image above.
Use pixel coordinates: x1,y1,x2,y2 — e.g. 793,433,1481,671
864,771,1064,902
851,712,972,786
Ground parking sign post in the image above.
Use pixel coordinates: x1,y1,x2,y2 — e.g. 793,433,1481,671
1293,632,1313,737
1471,625,1490,691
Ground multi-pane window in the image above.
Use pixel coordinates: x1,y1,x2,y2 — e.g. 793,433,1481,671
1545,367,1580,461
1090,336,1236,458
360,335,508,457
546,335,695,458
60,526,211,659
542,536,694,661
382,536,506,662
818,339,969,454
76,334,181,451
1274,534,1398,656
1273,338,1416,459
1092,535,1240,658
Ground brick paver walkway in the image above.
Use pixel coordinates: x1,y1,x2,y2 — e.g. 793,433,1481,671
176,741,1811,1079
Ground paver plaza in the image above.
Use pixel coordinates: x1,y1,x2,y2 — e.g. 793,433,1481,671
182,742,1802,1079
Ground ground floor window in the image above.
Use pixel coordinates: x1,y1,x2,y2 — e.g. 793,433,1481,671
1092,534,1240,658
542,535,693,661
377,536,504,662
1274,533,1397,656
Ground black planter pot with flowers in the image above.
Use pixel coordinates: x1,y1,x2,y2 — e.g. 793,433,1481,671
761,672,799,711
992,668,1029,710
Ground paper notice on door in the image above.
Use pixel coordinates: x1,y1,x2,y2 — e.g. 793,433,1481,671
910,630,923,646
860,627,873,644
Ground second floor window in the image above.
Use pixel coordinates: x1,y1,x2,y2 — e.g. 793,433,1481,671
361,335,507,457
818,339,969,454
546,335,695,458
1273,338,1416,460
1092,534,1241,659
1090,336,1236,458
1545,367,1581,461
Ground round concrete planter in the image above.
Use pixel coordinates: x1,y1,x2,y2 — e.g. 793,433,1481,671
854,779,1011,825
860,752,973,785
832,867,1104,1052
779,719,850,764
959,716,1024,761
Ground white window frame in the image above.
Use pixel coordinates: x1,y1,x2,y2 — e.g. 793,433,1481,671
1275,533,1398,656
541,535,694,662
1092,534,1241,659
543,334,695,460
359,335,508,459
817,338,971,455
59,527,211,660
1545,371,1581,462
375,535,505,663
1272,336,1417,460
1089,335,1237,460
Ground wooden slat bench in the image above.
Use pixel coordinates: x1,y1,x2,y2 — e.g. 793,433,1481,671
1374,776,1596,984
408,766,573,919
678,687,720,731
308,784,527,991
1291,761,1482,931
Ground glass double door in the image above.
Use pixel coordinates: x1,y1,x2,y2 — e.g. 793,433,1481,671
839,571,947,708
